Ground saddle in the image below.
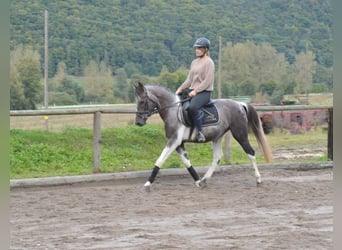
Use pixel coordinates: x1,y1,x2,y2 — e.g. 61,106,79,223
178,91,219,127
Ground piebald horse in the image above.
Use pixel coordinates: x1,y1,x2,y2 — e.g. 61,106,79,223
134,82,272,191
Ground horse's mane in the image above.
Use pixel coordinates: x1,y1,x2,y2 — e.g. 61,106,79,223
145,83,176,98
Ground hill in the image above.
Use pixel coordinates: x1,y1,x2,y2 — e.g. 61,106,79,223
10,0,332,80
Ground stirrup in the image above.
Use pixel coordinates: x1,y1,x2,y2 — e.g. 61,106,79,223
198,131,206,142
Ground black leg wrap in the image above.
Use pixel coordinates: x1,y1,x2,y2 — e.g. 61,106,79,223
148,166,160,183
187,166,200,181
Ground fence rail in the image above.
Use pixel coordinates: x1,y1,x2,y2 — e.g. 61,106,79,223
10,104,333,171
10,104,332,116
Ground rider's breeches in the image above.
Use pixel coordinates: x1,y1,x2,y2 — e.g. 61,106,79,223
188,91,211,132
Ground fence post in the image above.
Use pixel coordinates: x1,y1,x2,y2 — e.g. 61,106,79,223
93,111,102,172
327,108,333,160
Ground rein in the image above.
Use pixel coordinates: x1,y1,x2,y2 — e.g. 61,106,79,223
136,93,190,116
158,97,190,112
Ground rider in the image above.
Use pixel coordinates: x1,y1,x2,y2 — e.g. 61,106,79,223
176,37,215,142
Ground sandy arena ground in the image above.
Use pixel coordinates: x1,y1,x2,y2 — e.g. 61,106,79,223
10,167,332,250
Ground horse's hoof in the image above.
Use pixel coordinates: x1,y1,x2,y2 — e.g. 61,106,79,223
200,179,207,188
144,181,152,192
195,179,207,188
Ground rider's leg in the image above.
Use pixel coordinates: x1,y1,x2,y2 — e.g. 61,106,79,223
188,91,211,142
194,111,205,142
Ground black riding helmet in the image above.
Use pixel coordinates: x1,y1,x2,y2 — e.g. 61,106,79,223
193,37,210,49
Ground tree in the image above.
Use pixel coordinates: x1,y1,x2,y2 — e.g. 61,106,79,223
259,81,277,96
49,91,77,106
221,41,290,97
157,66,179,90
313,64,332,91
10,79,25,110
50,61,67,90
240,81,256,96
124,62,141,78
83,60,114,103
49,61,85,105
57,77,85,103
10,45,42,110
293,51,316,94
114,68,129,102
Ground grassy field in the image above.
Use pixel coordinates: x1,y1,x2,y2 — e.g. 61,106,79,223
10,113,329,179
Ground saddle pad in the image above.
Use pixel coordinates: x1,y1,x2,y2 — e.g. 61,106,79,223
202,105,219,126
179,102,220,127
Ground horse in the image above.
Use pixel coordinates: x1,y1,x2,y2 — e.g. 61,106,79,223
134,82,272,191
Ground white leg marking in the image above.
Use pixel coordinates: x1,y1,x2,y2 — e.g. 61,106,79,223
155,128,184,167
248,154,261,184
202,140,223,181
177,147,192,168
155,146,173,167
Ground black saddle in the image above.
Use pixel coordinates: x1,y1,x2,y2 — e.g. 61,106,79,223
179,98,219,127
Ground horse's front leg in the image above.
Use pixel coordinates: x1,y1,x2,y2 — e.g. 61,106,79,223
201,138,223,183
176,143,204,188
144,138,182,191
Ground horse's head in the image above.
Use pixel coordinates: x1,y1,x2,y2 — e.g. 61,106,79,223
134,82,160,126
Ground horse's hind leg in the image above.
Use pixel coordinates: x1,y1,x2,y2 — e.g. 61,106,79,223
176,144,204,187
238,140,261,184
231,129,261,184
248,154,261,184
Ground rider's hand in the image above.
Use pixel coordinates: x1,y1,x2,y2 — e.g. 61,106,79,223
189,90,197,97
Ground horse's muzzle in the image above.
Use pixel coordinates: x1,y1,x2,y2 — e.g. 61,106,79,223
135,120,146,126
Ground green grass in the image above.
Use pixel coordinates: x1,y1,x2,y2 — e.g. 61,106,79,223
10,125,329,179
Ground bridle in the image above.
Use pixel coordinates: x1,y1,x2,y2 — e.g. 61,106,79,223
135,92,159,119
136,91,190,118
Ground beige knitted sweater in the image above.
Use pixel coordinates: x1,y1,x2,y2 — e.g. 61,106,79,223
179,55,215,93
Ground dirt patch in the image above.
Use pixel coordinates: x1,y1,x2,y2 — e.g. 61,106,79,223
272,148,326,161
10,167,332,249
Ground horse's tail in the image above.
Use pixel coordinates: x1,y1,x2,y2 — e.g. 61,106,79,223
246,103,273,163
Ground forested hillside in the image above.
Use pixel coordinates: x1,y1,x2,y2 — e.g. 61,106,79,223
10,0,333,108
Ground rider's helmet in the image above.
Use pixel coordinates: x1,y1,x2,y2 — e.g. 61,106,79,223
193,37,210,50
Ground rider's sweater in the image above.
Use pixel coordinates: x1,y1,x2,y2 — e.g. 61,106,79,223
179,55,215,93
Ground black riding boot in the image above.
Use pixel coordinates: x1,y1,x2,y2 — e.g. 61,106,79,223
194,112,205,142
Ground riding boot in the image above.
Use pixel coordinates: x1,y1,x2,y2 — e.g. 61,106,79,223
194,112,206,142
198,130,206,142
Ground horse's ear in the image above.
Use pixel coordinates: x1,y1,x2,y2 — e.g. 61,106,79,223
135,82,145,95
137,82,144,88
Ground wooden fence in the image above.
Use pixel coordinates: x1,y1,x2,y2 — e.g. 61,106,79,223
10,104,333,172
